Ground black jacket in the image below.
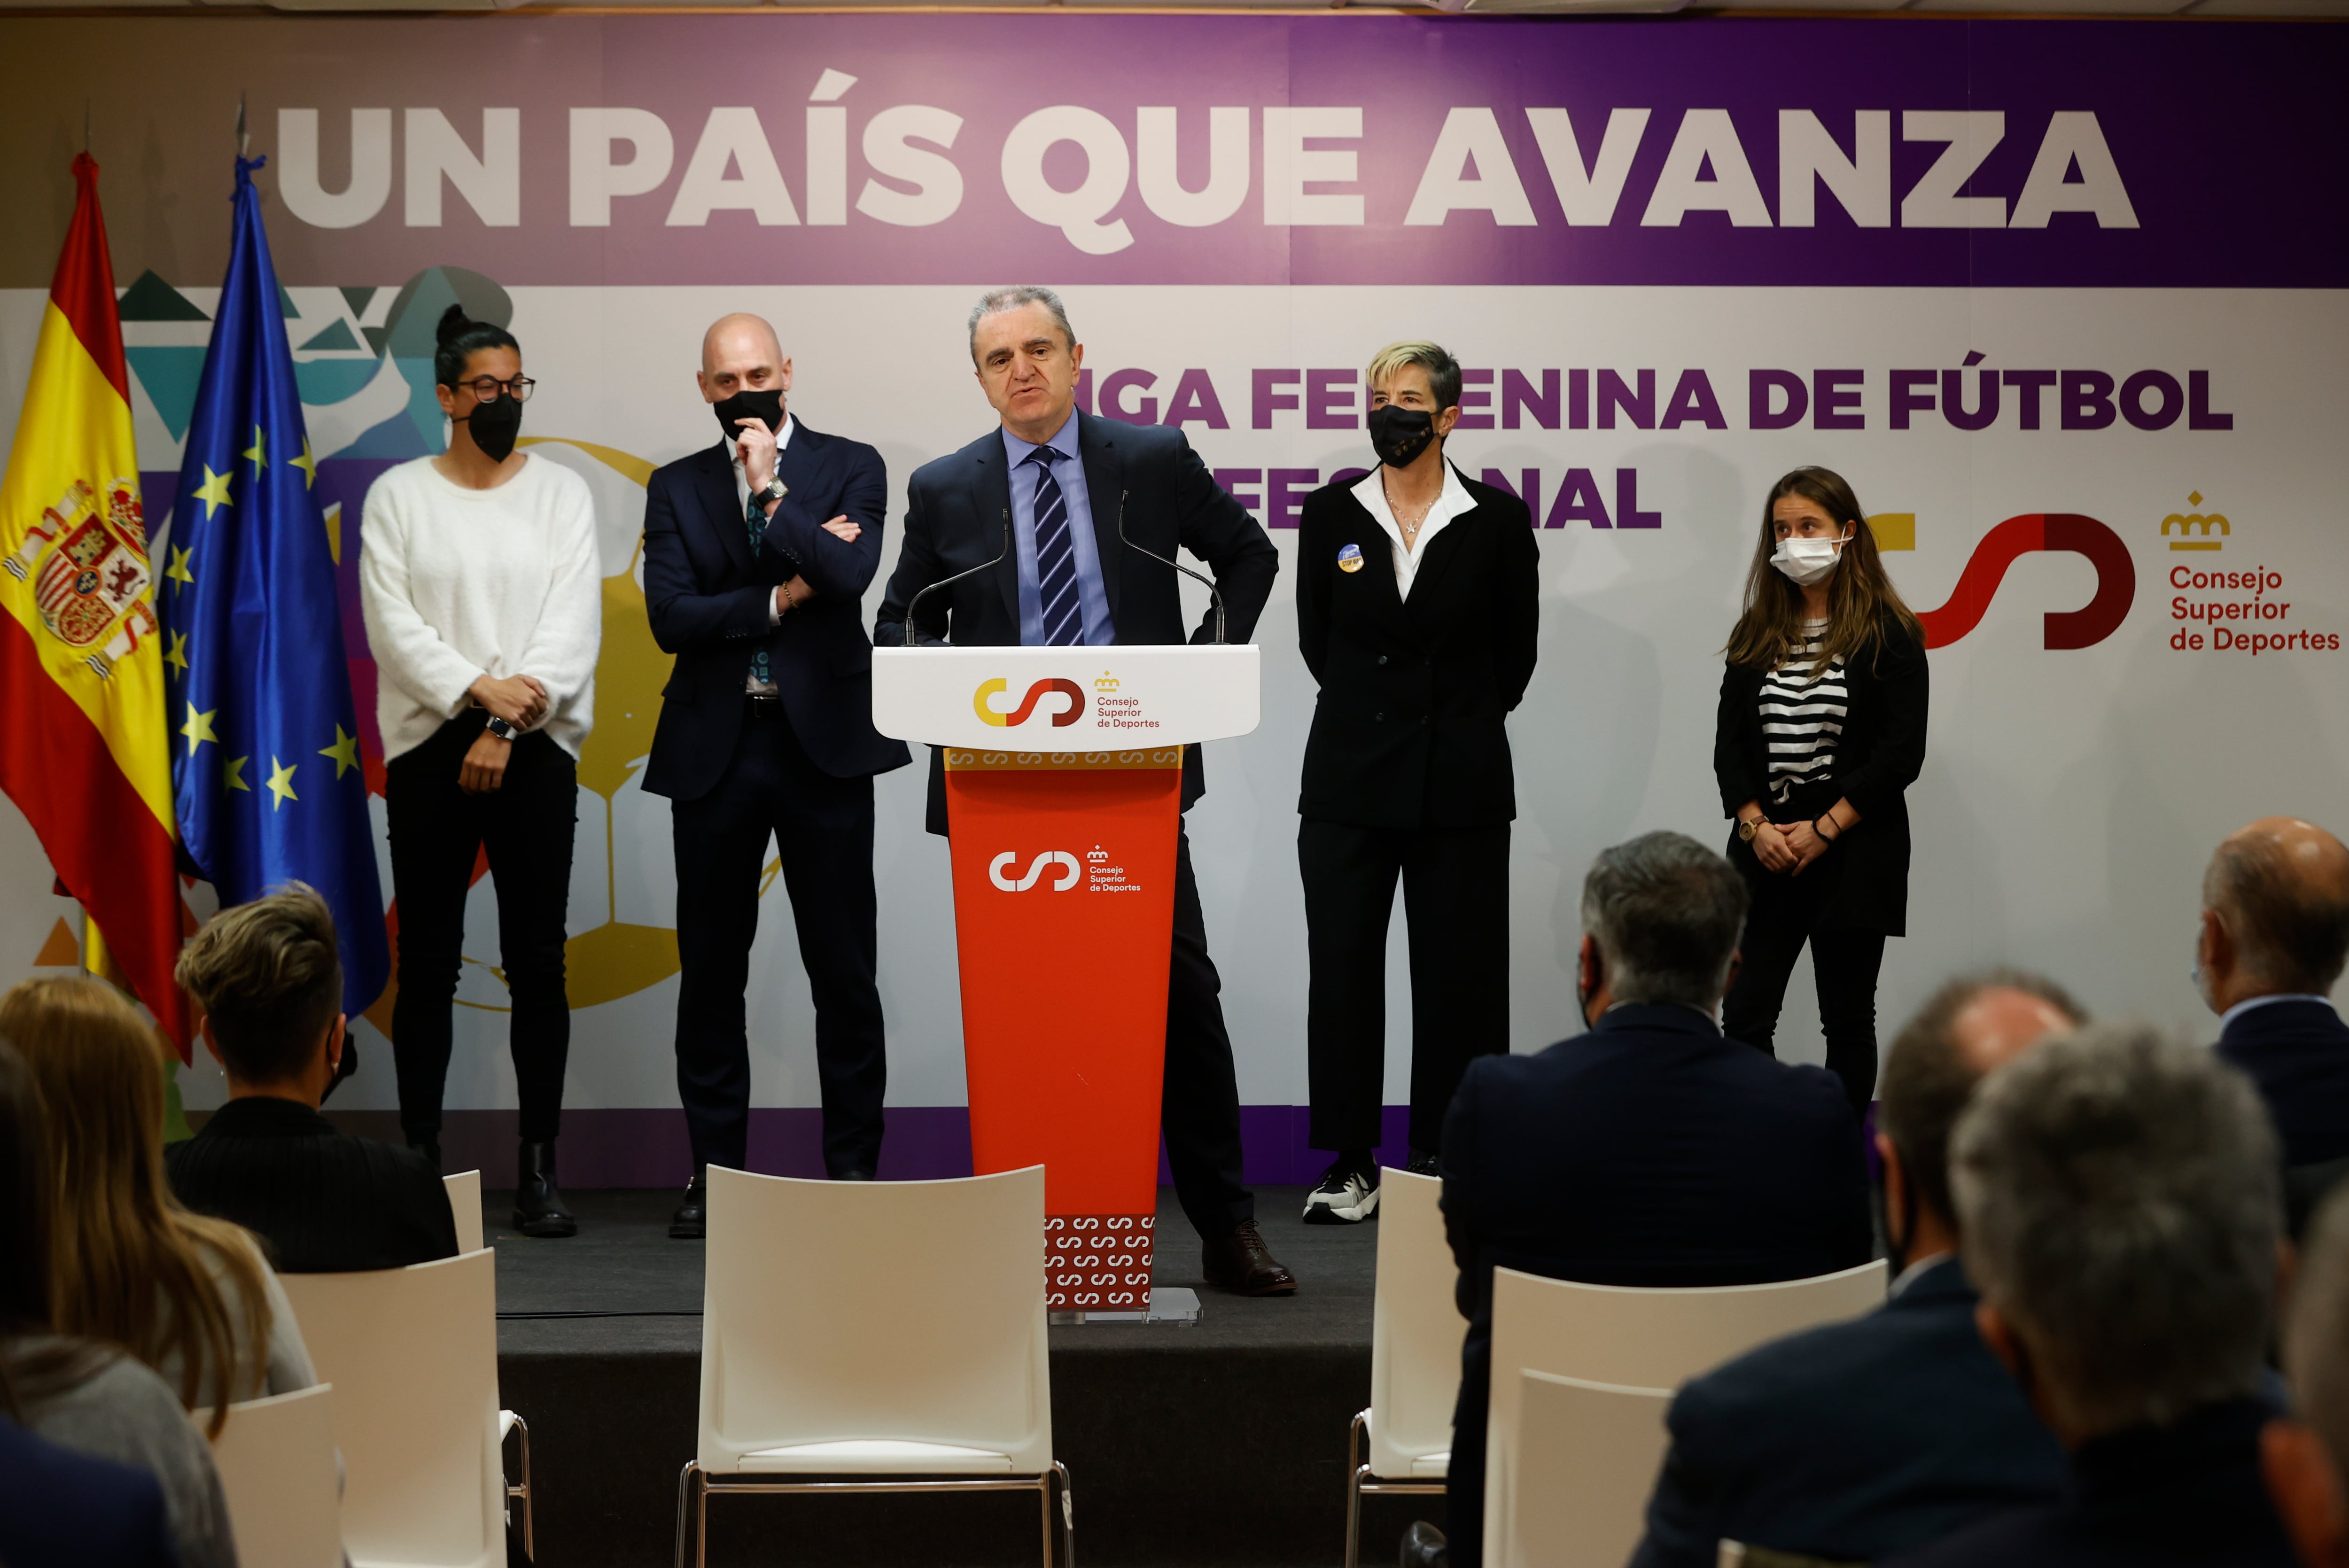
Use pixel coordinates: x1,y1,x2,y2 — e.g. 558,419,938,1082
641,424,910,803
1886,1397,2297,1568
1714,614,1929,936
166,1097,459,1273
873,411,1278,836
1632,1256,2066,1568
1295,468,1539,828
2215,998,2349,1234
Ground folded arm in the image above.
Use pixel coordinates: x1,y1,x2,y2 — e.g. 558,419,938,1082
761,444,888,602
642,471,777,655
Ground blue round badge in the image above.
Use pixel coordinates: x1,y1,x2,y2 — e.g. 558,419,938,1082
1337,542,1364,574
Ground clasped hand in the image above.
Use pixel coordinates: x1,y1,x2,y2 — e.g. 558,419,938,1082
1752,819,1831,877
461,673,548,795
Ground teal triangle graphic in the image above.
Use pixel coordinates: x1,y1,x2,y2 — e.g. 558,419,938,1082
117,270,208,323
294,358,381,405
276,283,300,320
339,286,377,322
362,326,389,358
300,318,361,352
124,346,210,440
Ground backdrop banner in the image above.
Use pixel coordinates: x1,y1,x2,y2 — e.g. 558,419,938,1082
0,14,2342,1184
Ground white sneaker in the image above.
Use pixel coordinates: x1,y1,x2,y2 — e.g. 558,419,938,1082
1303,1163,1380,1224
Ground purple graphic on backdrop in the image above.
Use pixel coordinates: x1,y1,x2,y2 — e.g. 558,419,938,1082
241,16,2349,290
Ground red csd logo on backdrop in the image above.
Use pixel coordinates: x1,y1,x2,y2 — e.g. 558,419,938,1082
1913,513,2135,650
973,677,1087,727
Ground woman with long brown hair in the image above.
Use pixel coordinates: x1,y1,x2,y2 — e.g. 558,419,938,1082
1,977,316,1425
1713,466,1929,1111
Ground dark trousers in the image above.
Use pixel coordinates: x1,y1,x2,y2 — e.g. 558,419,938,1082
386,716,577,1146
672,699,886,1178
1299,819,1511,1155
1721,853,1888,1111
1166,825,1254,1242
1448,1329,1494,1568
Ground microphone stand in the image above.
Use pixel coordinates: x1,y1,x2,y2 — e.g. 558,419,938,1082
902,512,1012,647
1116,490,1227,645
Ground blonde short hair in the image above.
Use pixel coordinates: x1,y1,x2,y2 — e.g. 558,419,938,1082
175,883,342,1084
1365,341,1462,411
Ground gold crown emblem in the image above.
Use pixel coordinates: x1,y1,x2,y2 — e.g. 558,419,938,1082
1094,672,1120,691
2161,491,2229,552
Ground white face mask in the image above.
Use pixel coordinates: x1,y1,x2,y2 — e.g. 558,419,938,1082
1771,536,1845,587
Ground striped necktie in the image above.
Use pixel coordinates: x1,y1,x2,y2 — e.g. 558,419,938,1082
1025,445,1081,647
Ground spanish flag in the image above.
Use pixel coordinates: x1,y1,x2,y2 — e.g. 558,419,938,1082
0,154,189,1051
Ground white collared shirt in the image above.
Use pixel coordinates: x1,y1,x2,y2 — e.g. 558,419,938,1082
726,413,797,685
2220,992,2339,1032
1352,461,1476,600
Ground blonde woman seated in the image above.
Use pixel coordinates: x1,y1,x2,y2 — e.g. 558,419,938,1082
3,977,316,1419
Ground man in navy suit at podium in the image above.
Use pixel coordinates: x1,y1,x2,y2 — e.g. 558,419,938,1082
873,286,1294,1296
642,313,910,1238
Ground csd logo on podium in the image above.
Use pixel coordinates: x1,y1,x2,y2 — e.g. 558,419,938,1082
974,677,1086,727
990,850,1081,892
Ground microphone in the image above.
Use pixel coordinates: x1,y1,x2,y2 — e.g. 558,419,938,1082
1117,489,1227,646
902,510,1012,648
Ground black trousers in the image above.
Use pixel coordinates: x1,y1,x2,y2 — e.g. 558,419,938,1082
1165,825,1254,1242
1299,819,1511,1156
386,716,577,1146
672,699,887,1178
1721,851,1887,1111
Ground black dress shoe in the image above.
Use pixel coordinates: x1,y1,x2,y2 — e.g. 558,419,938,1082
512,1141,577,1238
669,1172,708,1239
408,1136,443,1175
1405,1149,1442,1178
1201,1219,1299,1296
1399,1521,1448,1568
833,1168,875,1182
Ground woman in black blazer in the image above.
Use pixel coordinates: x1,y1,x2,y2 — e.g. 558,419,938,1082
1714,466,1928,1111
1294,341,1540,1224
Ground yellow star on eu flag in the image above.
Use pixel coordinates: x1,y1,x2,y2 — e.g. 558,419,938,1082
165,546,194,588
291,436,317,490
191,465,234,520
224,755,249,792
267,757,298,810
243,426,267,474
181,703,219,752
164,630,189,678
319,725,360,779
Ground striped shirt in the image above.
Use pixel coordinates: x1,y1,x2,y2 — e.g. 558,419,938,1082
1761,619,1846,804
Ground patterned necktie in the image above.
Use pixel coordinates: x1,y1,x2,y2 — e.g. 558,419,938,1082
746,491,771,689
1025,446,1081,647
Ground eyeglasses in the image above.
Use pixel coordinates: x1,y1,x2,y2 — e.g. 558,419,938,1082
455,375,537,403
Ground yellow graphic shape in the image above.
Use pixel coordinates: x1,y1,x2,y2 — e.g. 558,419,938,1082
34,918,78,967
2162,494,2229,551
1865,512,1915,552
323,502,342,566
973,676,1012,726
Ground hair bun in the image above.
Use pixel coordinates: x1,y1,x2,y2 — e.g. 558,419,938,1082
434,303,472,347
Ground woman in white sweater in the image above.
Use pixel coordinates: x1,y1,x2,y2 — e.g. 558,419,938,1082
358,305,601,1237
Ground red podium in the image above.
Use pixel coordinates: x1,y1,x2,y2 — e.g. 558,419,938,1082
872,645,1260,1318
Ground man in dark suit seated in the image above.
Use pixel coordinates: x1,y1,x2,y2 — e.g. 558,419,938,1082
168,885,459,1273
1631,970,2080,1568
1408,831,1874,1568
873,286,1293,1296
2198,816,2349,1234
1890,1025,2298,1568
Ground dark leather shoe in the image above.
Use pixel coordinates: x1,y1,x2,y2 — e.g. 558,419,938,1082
669,1173,708,1239
408,1136,442,1175
513,1141,577,1238
833,1168,875,1182
1406,1149,1441,1178
1400,1521,1448,1568
1201,1219,1298,1296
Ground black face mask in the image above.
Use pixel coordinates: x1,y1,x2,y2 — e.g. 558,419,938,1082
457,393,523,464
1366,405,1438,469
713,387,786,442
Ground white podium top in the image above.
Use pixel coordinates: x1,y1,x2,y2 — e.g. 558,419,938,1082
871,644,1261,752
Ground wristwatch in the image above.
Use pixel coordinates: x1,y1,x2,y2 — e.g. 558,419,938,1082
1737,818,1760,842
754,476,789,508
484,715,518,742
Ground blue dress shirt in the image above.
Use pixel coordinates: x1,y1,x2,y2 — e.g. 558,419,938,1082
1003,413,1117,647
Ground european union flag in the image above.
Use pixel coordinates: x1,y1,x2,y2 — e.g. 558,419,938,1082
164,155,389,1017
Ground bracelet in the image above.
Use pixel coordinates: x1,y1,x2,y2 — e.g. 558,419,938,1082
1813,815,1840,841
778,580,798,614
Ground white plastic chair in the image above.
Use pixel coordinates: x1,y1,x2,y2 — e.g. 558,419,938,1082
1503,1371,1674,1568
444,1170,485,1254
280,1250,520,1568
1482,1260,1886,1568
1345,1168,1461,1568
200,1384,343,1568
675,1164,1070,1568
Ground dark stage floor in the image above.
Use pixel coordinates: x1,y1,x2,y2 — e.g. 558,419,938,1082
482,1186,1434,1567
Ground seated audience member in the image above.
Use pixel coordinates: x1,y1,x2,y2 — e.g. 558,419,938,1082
0,1038,236,1568
169,885,460,1272
1410,831,1874,1568
1891,1024,2297,1567
2198,816,2349,1233
2268,1187,2349,1568
2,976,316,1422
1630,971,2080,1568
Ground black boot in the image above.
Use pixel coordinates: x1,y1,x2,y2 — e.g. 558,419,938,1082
513,1141,577,1238
408,1136,442,1175
669,1170,708,1240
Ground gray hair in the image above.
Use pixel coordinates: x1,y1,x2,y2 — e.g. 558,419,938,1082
968,287,1074,366
2288,1187,2349,1493
2204,829,2349,996
1952,1023,2281,1436
1578,832,1749,1011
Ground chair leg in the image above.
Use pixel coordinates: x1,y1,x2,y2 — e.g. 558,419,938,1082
672,1462,700,1568
1346,1410,1369,1568
507,1414,534,1561
1053,1461,1075,1568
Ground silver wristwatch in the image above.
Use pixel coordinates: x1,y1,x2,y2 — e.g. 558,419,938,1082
484,715,518,742
754,476,789,507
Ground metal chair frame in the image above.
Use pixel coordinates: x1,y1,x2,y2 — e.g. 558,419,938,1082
1345,1409,1447,1568
673,1459,1073,1568
502,1412,533,1560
